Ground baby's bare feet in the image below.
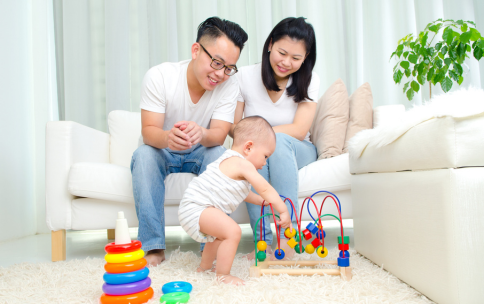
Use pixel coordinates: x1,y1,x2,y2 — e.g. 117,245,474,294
217,274,244,285
196,264,216,273
145,249,165,267
244,247,273,260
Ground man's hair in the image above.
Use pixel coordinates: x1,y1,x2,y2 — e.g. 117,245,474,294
233,116,275,146
196,17,248,51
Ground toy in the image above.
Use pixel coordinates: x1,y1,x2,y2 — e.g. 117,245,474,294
101,212,153,304
161,281,192,303
250,191,352,280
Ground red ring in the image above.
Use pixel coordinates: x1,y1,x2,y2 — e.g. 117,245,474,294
104,258,147,273
100,287,153,304
104,240,142,254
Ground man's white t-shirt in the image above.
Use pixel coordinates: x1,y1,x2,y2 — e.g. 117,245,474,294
236,63,320,142
139,60,238,152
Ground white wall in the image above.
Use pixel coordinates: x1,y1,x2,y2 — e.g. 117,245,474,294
0,1,37,242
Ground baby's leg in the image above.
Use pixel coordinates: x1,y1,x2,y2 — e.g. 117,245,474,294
199,207,244,285
198,239,221,272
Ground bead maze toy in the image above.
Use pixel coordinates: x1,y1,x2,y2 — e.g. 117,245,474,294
249,191,352,281
100,212,154,304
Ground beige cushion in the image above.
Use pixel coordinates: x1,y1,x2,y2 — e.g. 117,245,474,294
343,83,373,153
310,79,349,159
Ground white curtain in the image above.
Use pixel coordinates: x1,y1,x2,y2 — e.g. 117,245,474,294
54,0,484,133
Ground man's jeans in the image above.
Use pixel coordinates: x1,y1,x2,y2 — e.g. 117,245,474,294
131,144,225,252
246,133,317,246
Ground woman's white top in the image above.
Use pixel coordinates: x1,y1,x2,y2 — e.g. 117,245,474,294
236,63,320,142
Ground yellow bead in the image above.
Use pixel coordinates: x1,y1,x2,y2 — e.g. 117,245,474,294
316,246,328,258
287,238,298,249
284,228,296,239
305,244,315,254
257,241,267,251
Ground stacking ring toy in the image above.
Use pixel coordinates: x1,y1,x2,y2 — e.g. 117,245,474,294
105,249,144,264
100,287,153,304
104,258,147,273
161,281,193,294
104,267,149,285
105,240,142,254
160,292,190,304
274,248,285,260
103,277,151,295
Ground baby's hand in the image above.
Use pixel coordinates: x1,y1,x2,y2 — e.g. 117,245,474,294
277,210,292,230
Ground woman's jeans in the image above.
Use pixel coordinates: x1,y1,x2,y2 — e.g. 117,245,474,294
247,133,317,246
131,144,225,252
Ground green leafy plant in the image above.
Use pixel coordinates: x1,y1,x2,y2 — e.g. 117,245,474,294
391,19,484,100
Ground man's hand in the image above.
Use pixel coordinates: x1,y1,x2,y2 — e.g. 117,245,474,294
167,124,191,150
174,121,204,146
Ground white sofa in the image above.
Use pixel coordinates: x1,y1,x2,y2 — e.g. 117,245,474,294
46,106,400,261
349,91,484,304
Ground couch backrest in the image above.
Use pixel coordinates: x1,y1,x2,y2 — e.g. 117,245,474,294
108,110,142,167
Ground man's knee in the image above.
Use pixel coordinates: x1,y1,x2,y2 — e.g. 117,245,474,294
132,145,162,168
205,145,225,161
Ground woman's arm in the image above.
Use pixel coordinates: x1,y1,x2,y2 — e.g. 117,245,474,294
229,101,245,138
272,101,317,141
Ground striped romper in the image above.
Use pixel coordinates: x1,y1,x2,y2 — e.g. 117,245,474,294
178,150,251,243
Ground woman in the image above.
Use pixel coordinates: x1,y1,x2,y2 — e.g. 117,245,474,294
230,17,319,259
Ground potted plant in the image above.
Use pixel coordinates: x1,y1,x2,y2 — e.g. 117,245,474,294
391,19,484,100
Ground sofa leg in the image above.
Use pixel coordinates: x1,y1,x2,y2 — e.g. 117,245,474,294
51,230,66,262
107,229,115,240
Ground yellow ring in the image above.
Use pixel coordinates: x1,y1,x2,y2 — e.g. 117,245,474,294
105,249,145,264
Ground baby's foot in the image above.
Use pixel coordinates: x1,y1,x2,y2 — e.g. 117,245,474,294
145,249,165,267
217,274,244,285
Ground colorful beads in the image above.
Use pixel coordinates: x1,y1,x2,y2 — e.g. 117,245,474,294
306,222,318,234
302,229,312,240
105,249,145,264
305,244,315,254
316,246,328,258
294,244,305,254
338,243,349,251
100,287,153,304
161,281,192,294
257,241,267,251
160,292,190,304
338,236,350,244
316,230,326,239
257,251,267,261
274,248,285,260
287,238,298,248
339,250,350,258
105,240,142,254
337,256,350,267
284,227,296,238
103,267,149,285
311,237,321,248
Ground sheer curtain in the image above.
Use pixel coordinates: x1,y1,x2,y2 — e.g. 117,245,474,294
54,0,484,133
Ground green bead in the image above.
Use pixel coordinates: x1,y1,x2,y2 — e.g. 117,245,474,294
161,292,190,304
294,244,305,254
338,236,350,244
295,233,300,242
257,250,266,261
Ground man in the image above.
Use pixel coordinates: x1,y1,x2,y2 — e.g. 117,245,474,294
131,17,248,266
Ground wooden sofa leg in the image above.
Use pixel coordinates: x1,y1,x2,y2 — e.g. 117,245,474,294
107,229,115,240
51,230,66,262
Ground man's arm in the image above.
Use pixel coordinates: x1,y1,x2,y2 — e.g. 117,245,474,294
229,101,244,138
141,110,191,150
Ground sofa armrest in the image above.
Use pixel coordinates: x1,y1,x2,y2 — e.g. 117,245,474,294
373,105,405,128
45,121,110,231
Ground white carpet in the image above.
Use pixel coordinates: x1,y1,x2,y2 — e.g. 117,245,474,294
0,248,433,304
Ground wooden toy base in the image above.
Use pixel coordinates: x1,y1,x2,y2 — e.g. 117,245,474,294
249,260,352,281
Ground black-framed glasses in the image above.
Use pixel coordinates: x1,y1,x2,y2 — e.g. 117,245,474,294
199,43,238,76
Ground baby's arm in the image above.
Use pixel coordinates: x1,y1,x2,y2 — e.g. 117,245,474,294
245,191,264,206
238,160,292,229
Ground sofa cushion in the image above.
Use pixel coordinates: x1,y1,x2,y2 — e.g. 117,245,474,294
108,110,142,168
68,153,352,205
68,162,196,205
343,83,373,153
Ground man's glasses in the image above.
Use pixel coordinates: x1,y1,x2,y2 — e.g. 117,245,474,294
199,44,238,76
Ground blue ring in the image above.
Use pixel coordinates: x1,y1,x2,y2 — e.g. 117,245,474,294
103,267,149,285
162,281,193,294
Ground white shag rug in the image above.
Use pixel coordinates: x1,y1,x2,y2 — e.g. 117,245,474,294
0,248,433,304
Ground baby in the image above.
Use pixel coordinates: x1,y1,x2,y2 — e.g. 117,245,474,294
178,116,292,285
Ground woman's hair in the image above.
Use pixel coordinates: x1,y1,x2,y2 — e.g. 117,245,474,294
261,17,316,103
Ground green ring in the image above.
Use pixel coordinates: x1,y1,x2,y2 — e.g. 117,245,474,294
161,292,190,304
